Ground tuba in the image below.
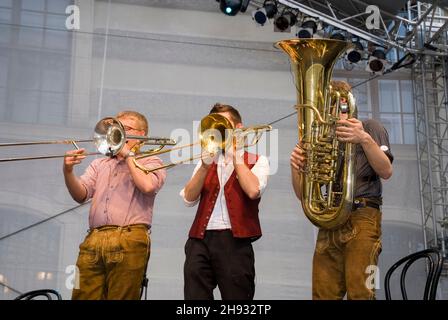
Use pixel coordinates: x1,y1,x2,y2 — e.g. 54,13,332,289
276,39,357,230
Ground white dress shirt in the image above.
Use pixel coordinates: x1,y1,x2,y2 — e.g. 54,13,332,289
179,153,270,230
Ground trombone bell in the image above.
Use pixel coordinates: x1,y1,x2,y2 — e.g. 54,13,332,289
134,113,272,174
0,116,176,162
93,117,126,157
199,113,233,155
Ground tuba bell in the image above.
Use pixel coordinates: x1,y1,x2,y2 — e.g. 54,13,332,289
276,39,357,230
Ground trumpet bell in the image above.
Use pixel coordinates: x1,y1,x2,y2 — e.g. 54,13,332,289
199,113,233,155
93,117,126,157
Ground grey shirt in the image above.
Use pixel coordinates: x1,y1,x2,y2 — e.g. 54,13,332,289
353,119,394,200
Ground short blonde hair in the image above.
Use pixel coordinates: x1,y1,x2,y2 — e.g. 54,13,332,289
116,110,148,135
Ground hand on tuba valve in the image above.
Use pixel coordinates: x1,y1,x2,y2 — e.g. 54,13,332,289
290,143,307,173
335,118,366,144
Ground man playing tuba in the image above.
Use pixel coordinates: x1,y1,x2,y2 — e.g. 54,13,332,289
291,80,394,300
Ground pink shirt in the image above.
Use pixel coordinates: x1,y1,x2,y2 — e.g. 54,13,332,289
79,156,166,228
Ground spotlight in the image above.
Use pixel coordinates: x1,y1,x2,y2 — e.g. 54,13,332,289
366,49,387,73
251,0,277,26
346,41,364,63
296,17,318,38
263,0,278,18
240,0,250,13
252,8,268,25
218,0,251,16
274,11,297,32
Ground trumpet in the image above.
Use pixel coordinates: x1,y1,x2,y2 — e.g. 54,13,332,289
0,117,177,168
134,113,272,174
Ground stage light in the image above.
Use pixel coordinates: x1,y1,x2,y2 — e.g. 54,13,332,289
263,0,278,18
366,49,387,73
218,0,251,16
274,11,297,32
252,8,268,25
252,0,277,26
347,41,364,63
297,17,318,38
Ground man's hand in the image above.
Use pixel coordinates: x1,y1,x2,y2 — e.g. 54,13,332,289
63,148,86,173
201,150,218,169
232,131,245,166
336,118,368,144
119,140,142,159
290,144,307,172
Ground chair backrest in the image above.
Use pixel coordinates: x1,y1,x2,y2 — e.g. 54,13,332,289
384,248,444,300
14,289,62,300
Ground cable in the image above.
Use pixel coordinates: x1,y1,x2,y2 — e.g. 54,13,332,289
0,22,279,53
0,201,90,242
268,110,297,126
0,281,22,295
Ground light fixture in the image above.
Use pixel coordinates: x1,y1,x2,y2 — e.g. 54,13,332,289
366,49,387,73
274,11,297,32
252,0,277,26
218,0,251,16
346,40,364,63
296,17,318,38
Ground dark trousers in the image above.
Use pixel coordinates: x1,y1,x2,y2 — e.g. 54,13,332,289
184,230,255,300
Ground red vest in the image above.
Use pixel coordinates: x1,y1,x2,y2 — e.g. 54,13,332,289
188,152,262,241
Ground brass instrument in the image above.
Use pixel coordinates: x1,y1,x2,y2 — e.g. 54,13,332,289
136,113,272,174
0,117,177,170
276,39,357,230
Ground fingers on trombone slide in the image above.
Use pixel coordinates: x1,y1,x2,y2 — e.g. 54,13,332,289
65,148,86,164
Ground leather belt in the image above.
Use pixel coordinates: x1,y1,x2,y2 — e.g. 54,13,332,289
91,223,150,232
353,198,380,210
206,229,231,232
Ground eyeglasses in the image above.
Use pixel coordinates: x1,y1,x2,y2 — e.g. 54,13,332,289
123,125,143,132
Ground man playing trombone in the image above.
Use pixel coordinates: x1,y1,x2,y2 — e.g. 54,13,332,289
180,103,270,300
63,110,167,300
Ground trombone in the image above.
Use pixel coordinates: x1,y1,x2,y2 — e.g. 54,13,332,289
0,117,177,167
133,113,272,174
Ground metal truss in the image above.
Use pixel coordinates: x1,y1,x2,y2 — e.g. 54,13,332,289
410,2,448,259
413,52,448,256
278,0,448,57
